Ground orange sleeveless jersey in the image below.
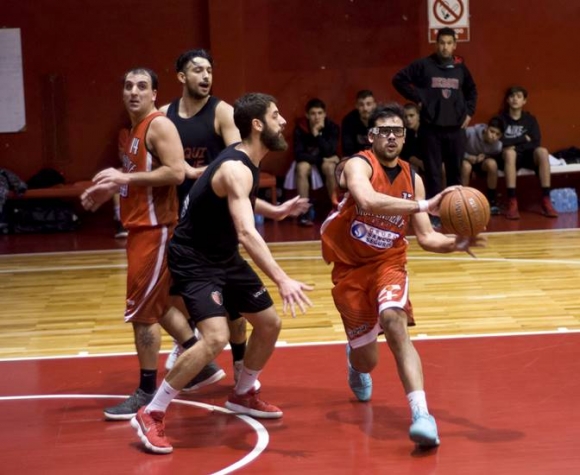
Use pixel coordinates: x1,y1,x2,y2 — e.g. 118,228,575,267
321,150,415,267
119,111,178,229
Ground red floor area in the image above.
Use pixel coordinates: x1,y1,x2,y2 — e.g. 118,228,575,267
2,333,579,474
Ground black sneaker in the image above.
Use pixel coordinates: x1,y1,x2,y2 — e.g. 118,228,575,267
114,221,128,238
104,388,154,420
181,361,226,393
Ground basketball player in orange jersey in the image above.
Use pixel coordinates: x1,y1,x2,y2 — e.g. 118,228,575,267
321,103,485,448
81,67,199,421
159,49,250,390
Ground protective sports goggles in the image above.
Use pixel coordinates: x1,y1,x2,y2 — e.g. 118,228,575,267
370,126,406,138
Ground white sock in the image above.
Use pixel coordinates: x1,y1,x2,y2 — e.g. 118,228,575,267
407,390,429,417
235,365,262,395
146,380,178,413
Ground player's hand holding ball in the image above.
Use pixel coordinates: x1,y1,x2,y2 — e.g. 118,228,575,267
438,186,490,257
424,185,462,216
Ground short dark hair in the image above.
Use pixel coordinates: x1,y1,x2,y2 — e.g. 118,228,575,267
175,49,213,73
234,93,277,140
488,116,505,134
123,67,158,90
306,98,326,112
403,102,419,112
436,27,456,42
369,102,405,128
356,90,374,101
505,85,528,100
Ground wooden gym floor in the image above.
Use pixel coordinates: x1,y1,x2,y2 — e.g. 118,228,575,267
1,208,579,473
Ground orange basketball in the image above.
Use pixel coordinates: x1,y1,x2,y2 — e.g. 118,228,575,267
439,187,490,237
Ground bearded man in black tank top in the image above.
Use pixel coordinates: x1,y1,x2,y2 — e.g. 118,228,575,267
131,93,312,454
159,49,245,391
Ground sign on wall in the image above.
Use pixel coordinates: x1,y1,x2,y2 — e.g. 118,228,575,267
0,28,26,133
428,0,470,43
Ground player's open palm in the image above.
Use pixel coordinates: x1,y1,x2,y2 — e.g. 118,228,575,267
455,234,487,258
277,195,311,220
278,277,314,318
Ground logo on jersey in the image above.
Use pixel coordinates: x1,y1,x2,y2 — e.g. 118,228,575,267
351,223,367,239
211,291,223,306
350,220,400,249
184,147,208,162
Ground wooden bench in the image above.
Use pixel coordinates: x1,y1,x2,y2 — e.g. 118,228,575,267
497,163,580,177
6,175,278,204
6,181,93,200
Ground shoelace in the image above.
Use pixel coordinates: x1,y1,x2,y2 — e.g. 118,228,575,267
149,412,166,436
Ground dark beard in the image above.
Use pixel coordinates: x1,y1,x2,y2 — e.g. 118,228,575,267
185,85,209,100
260,127,288,151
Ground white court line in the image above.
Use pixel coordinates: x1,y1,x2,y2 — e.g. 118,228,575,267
0,394,268,475
2,252,580,274
2,329,580,363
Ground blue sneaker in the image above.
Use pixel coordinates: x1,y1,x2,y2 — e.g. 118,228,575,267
409,413,440,447
346,344,372,402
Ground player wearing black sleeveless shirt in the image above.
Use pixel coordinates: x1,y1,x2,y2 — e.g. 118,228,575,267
166,96,226,207
159,49,243,390
171,145,260,262
132,95,313,454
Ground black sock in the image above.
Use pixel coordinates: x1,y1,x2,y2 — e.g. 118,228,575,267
542,187,551,197
182,335,198,350
487,188,497,204
139,369,157,394
507,188,516,198
230,341,246,363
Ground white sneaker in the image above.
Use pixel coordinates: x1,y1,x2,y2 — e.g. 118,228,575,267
165,342,183,371
233,360,261,391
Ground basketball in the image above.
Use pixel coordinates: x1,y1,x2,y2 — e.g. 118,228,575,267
439,187,490,237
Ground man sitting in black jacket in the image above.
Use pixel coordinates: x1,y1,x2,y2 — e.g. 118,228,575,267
292,98,340,226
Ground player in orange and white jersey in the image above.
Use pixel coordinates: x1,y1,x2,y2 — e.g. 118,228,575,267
81,68,198,421
321,103,485,448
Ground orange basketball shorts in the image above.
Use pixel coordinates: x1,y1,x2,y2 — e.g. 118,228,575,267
331,260,415,349
124,226,173,325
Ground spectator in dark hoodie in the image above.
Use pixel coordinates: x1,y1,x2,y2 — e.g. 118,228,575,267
500,85,558,220
392,27,477,214
292,98,340,225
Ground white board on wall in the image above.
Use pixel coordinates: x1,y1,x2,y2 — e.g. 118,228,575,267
0,28,26,133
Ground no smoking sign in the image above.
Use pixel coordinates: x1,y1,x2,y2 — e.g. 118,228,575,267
428,0,470,42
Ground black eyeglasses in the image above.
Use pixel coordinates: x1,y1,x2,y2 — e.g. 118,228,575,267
371,126,406,138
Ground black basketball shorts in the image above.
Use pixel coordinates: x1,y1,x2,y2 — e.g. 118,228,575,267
168,243,274,324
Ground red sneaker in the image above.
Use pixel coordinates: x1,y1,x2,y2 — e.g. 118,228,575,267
225,388,283,419
505,198,520,220
130,407,173,454
541,197,559,218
